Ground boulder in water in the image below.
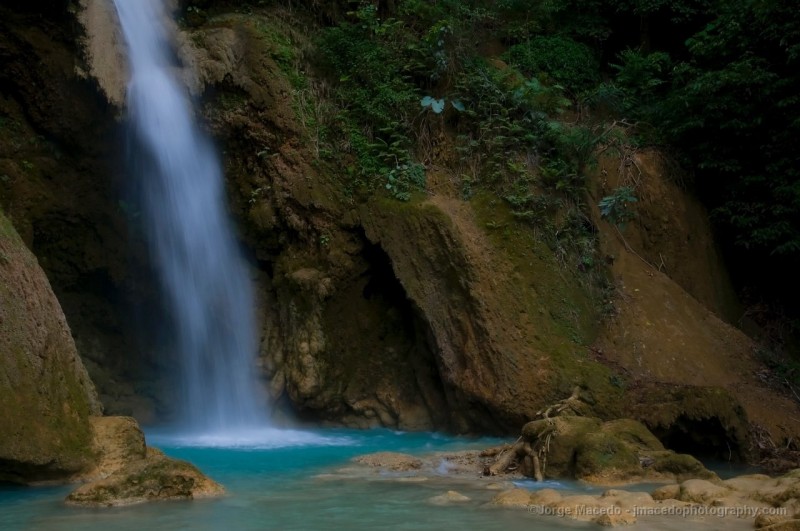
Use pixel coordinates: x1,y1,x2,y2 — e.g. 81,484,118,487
66,447,224,507
66,416,224,507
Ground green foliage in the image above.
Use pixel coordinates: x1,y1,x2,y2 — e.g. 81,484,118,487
649,1,800,257
420,96,464,114
598,186,638,227
608,0,712,22
452,59,552,188
504,36,601,94
318,4,424,196
254,20,305,89
385,163,426,201
611,49,671,115
312,0,616,309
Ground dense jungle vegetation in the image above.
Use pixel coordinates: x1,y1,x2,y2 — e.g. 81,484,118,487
193,0,800,347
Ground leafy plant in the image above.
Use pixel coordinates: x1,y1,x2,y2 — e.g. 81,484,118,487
385,162,426,201
420,96,465,114
598,186,638,228
504,36,600,94
610,49,672,116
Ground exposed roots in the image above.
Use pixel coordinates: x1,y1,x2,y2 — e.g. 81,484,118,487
489,387,587,479
751,422,800,474
535,386,585,419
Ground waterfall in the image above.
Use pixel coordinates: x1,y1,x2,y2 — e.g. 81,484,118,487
113,0,266,435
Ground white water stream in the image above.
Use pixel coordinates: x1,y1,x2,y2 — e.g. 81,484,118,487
113,0,266,436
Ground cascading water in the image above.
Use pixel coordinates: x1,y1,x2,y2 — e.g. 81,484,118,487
113,0,265,435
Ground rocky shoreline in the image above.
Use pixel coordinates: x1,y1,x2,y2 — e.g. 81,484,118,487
326,449,800,529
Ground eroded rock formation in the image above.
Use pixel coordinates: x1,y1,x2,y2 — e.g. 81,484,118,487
66,416,224,506
0,209,101,482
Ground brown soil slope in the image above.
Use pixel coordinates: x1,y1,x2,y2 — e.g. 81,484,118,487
590,151,800,455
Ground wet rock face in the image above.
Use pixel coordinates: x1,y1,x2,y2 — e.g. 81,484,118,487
0,0,165,421
0,210,102,483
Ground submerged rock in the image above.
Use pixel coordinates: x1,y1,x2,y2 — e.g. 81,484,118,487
428,490,471,505
353,452,423,471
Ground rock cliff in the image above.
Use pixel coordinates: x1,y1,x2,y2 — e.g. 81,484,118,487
0,209,101,482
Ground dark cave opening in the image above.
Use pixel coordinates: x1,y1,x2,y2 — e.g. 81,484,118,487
652,415,742,461
361,241,413,314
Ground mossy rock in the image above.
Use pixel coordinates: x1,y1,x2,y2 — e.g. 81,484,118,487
522,416,602,477
598,419,665,451
65,448,224,507
648,451,716,480
575,431,642,478
573,419,711,482
521,415,715,483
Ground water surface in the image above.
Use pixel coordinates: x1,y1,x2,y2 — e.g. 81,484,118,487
0,429,753,531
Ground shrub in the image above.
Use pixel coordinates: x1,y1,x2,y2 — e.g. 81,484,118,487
504,36,601,94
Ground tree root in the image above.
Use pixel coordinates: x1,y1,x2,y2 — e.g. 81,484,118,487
536,386,584,419
489,437,525,476
489,387,587,478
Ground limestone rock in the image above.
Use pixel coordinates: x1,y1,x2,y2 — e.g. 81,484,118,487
491,489,533,508
77,0,128,106
677,479,732,504
78,416,147,481
594,511,637,527
0,211,102,483
428,490,470,505
756,514,796,529
759,521,800,531
549,494,615,521
601,489,654,510
66,447,224,507
529,488,562,505
353,452,423,471
651,484,681,500
359,198,620,432
62,415,224,507
648,469,800,523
